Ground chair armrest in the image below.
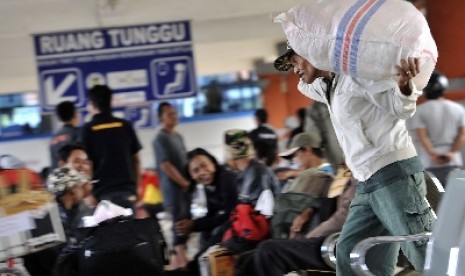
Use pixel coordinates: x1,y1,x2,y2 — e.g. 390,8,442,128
350,232,431,276
321,232,340,270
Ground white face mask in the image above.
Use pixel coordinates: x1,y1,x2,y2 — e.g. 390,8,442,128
292,155,304,170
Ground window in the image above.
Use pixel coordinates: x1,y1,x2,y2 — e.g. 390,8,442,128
157,70,263,119
0,70,264,140
0,92,53,140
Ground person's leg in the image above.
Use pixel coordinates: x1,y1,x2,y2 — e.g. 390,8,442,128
235,250,257,276
172,188,191,268
144,203,164,218
336,192,399,276
371,172,435,272
254,237,330,276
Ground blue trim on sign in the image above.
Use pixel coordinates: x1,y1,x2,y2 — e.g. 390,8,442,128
333,0,367,73
349,0,386,76
0,134,52,143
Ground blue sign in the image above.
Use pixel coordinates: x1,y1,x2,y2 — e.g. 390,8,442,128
80,105,152,129
125,105,153,129
34,21,198,112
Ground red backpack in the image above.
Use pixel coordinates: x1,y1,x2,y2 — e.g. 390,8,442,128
222,203,270,243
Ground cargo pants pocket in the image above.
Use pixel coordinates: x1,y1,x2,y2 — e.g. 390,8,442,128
404,173,434,247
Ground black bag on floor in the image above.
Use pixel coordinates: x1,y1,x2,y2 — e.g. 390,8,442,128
54,217,168,276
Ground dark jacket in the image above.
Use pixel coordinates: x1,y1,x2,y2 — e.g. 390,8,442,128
237,159,281,204
192,166,238,232
50,124,80,169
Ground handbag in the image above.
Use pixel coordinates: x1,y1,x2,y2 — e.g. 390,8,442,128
54,217,168,276
221,203,270,254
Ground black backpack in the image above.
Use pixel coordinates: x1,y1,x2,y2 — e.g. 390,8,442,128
54,217,168,276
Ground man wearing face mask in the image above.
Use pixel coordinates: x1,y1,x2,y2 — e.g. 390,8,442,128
274,44,435,275
279,132,333,194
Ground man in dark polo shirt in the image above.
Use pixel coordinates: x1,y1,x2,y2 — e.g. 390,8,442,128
248,108,279,167
50,101,80,169
80,85,142,210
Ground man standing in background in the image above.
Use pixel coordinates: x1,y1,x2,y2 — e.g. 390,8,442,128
50,101,80,169
410,71,465,185
80,85,142,210
153,102,190,269
249,108,279,166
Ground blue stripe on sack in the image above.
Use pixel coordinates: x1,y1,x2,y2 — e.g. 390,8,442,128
349,0,387,76
333,0,367,73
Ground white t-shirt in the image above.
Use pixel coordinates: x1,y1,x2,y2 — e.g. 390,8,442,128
410,99,465,167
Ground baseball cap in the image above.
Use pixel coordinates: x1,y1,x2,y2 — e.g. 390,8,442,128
47,167,88,196
274,42,295,72
224,129,255,159
279,132,322,158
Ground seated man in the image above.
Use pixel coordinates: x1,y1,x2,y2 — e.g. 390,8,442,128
57,143,95,207
24,167,93,275
279,132,334,194
236,172,356,276
222,129,281,254
46,167,94,239
272,132,335,239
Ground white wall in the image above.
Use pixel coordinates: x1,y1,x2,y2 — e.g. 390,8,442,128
0,114,256,172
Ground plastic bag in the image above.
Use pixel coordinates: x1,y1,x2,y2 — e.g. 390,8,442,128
273,0,437,89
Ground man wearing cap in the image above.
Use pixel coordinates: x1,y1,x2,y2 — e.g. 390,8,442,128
273,42,434,275
278,132,334,239
279,132,333,191
225,129,280,205
248,108,279,167
222,129,280,254
47,167,94,237
57,143,95,207
24,167,93,275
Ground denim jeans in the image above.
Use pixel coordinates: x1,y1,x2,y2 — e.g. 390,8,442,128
336,172,435,275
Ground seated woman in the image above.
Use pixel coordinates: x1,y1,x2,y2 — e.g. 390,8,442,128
175,148,238,269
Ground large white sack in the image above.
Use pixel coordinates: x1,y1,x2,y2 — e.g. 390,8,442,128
274,0,437,90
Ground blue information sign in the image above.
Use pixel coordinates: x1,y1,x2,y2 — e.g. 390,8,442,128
33,21,198,112
125,105,153,129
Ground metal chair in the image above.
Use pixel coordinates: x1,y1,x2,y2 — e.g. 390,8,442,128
321,232,339,270
350,170,465,276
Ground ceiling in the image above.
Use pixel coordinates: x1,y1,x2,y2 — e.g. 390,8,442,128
0,0,310,94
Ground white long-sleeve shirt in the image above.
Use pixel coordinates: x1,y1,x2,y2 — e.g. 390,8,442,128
298,75,422,181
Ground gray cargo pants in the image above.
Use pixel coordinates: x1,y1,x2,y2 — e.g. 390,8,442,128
336,172,435,275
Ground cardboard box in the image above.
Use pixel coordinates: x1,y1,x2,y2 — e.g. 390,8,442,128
208,247,235,276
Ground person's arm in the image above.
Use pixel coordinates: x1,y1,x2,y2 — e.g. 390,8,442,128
445,126,465,162
290,207,314,239
276,169,302,181
133,152,142,195
415,128,444,165
159,161,190,189
361,58,422,120
127,122,143,190
305,181,356,238
153,134,189,189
